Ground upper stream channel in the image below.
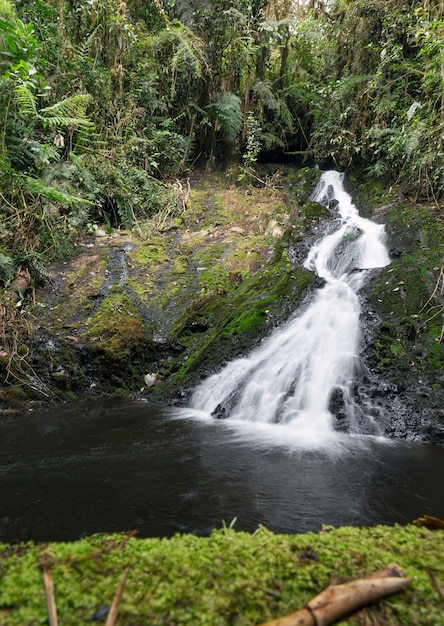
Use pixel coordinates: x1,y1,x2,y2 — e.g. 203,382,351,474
1,171,443,543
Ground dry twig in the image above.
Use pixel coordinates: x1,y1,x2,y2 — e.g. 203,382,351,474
42,566,58,626
105,567,131,626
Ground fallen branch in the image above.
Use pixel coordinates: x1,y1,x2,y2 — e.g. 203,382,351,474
258,564,412,626
413,514,444,530
426,569,444,603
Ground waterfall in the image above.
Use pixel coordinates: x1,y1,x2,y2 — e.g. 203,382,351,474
186,171,391,441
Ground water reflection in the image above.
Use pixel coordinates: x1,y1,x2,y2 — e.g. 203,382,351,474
0,399,443,543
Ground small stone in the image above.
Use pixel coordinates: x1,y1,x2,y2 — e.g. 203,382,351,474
91,604,110,620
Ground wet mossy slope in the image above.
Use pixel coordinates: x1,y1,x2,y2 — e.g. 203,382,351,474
0,525,442,625
30,167,322,400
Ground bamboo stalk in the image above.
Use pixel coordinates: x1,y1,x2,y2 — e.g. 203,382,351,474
258,564,412,626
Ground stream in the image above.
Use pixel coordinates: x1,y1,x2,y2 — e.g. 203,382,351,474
1,398,444,543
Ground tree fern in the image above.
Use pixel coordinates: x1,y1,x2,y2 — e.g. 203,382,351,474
170,30,206,80
150,23,208,98
277,99,294,134
253,80,279,111
208,92,243,143
252,80,294,134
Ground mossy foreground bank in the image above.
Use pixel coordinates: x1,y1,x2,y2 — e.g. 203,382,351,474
0,525,443,625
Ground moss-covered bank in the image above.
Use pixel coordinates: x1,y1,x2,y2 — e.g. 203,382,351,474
0,525,442,625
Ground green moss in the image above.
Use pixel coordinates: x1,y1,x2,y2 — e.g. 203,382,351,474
351,175,396,213
300,200,330,221
372,261,430,319
172,256,188,274
373,322,407,368
277,166,322,203
0,525,442,625
222,297,273,338
369,199,444,375
0,385,30,410
131,237,169,267
82,292,150,359
161,261,313,391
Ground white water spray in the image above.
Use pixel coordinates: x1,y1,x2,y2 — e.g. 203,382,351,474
187,171,391,441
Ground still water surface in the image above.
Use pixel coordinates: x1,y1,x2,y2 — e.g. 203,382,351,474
1,399,443,543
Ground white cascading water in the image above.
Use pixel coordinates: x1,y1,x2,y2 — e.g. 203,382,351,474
187,171,391,442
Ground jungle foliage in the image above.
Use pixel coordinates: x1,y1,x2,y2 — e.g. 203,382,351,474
0,0,444,281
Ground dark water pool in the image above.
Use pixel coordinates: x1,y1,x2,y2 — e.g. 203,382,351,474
1,399,443,543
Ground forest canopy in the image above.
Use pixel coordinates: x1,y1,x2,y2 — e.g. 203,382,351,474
1,0,444,274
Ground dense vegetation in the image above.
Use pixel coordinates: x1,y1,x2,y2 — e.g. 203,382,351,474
2,0,444,265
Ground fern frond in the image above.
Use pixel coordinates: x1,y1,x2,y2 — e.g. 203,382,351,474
0,253,15,284
75,25,103,63
208,92,243,143
150,24,208,98
14,84,38,117
14,88,94,134
19,252,51,280
39,94,94,130
22,175,93,206
253,80,279,111
171,36,204,80
277,99,294,133
252,80,294,132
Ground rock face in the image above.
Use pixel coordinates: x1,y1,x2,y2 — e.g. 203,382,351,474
6,166,444,445
357,196,444,444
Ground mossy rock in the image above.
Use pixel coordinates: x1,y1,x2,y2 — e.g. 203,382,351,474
160,257,313,393
130,237,169,266
81,292,151,359
367,199,444,377
300,200,330,222
0,385,29,411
